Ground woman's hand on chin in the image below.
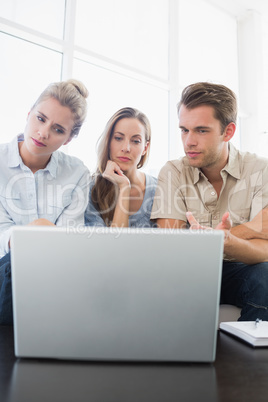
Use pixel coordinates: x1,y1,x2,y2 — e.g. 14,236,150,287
102,160,130,190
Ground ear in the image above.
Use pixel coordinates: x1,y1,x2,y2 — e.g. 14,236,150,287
223,122,236,142
141,141,149,156
63,136,73,146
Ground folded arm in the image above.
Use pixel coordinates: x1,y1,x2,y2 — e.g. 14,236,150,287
225,208,268,264
187,210,268,265
231,208,268,240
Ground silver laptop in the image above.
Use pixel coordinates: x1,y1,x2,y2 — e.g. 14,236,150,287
10,226,224,362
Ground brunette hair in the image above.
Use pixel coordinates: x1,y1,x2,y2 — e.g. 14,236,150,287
177,82,237,133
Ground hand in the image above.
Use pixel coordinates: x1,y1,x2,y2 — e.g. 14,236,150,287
102,160,130,189
186,211,232,241
186,211,208,230
28,218,55,226
215,211,232,231
9,219,55,249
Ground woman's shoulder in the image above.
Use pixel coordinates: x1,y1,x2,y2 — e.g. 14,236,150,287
0,135,20,153
145,173,157,185
144,173,158,196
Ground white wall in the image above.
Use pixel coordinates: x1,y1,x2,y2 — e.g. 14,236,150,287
238,10,267,156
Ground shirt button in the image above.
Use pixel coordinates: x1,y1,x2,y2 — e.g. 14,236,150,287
211,191,216,196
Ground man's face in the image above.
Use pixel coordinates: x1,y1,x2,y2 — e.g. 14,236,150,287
179,104,229,171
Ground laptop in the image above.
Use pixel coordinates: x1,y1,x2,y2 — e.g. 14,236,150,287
10,226,224,362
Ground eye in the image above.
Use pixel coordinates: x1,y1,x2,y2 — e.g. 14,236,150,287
132,139,141,144
37,115,45,123
180,128,188,134
55,127,65,134
114,136,123,141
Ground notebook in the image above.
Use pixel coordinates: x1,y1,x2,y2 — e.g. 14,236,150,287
220,321,268,347
10,226,224,362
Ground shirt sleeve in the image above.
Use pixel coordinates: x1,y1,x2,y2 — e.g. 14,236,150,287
0,218,14,258
249,164,268,220
55,167,91,228
0,187,17,258
150,161,187,222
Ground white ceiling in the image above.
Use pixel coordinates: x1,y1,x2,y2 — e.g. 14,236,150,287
206,0,268,18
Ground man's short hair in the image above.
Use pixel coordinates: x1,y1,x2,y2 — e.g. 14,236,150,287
177,82,237,133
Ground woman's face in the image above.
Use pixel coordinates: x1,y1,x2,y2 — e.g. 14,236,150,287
23,97,74,158
109,118,148,173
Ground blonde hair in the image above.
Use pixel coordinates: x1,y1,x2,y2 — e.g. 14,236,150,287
91,107,151,226
32,79,89,137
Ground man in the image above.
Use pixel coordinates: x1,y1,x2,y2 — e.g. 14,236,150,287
151,82,268,321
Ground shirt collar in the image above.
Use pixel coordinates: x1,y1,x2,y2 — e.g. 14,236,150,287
8,134,58,177
222,143,241,180
45,152,58,178
8,134,24,168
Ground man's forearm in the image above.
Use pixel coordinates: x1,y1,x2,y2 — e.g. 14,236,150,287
230,208,268,240
230,224,268,240
224,234,268,264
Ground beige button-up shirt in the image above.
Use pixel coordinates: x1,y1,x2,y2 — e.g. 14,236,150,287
151,144,268,229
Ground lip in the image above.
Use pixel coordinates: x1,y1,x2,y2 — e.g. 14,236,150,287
186,152,201,158
32,137,46,147
117,157,131,162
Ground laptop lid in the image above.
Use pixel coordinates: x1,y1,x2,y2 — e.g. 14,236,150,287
11,226,224,362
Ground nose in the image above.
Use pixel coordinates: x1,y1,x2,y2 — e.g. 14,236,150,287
184,131,197,148
121,139,130,153
38,127,49,140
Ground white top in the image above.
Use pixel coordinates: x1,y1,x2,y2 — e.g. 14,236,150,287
0,134,90,257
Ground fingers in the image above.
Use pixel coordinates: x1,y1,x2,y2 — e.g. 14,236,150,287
186,211,232,233
28,219,55,226
221,211,232,230
186,211,202,229
102,161,130,188
103,160,124,178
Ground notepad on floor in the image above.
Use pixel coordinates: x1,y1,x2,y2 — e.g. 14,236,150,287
220,321,268,347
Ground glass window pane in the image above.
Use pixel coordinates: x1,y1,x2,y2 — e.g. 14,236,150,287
0,0,65,39
75,0,169,79
0,33,62,144
178,0,239,92
71,59,169,175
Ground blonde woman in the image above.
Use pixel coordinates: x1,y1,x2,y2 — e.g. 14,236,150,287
0,79,90,324
85,107,157,227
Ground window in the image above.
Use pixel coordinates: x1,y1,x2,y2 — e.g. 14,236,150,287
0,0,169,175
0,0,65,38
1,0,250,174
0,33,62,142
75,0,169,79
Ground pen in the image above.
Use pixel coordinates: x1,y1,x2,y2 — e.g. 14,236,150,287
255,318,262,328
